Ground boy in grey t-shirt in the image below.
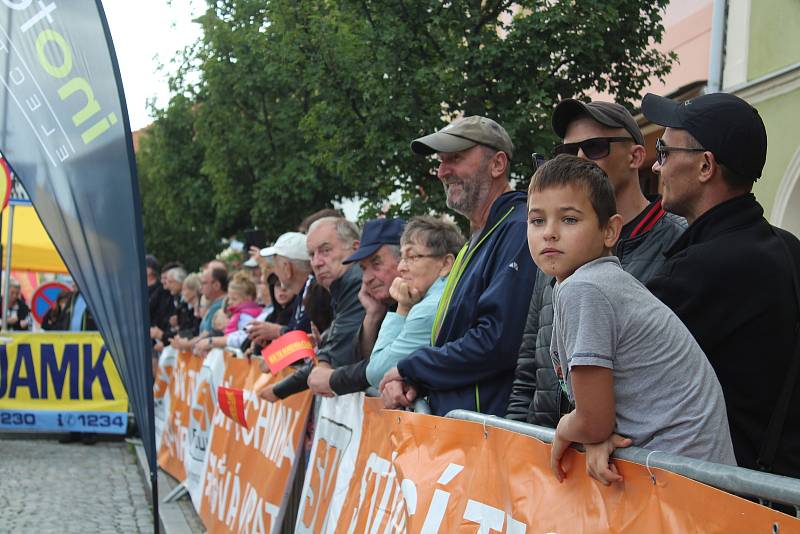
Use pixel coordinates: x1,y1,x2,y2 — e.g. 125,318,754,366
526,155,735,486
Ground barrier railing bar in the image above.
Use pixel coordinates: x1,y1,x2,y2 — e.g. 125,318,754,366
365,387,432,415
412,398,431,415
446,409,800,511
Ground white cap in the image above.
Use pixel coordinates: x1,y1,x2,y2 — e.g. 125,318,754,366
243,258,259,268
260,232,310,261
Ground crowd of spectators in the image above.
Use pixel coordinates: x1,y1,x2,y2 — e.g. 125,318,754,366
144,90,799,505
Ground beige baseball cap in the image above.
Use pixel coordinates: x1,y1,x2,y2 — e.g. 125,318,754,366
260,232,310,261
411,116,514,158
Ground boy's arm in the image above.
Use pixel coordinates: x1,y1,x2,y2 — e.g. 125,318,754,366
550,365,616,482
557,365,616,443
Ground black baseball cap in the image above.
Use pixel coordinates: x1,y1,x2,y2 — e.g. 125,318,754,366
552,99,645,145
642,92,767,181
343,218,406,264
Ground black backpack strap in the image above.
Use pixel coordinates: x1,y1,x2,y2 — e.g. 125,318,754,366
757,227,800,472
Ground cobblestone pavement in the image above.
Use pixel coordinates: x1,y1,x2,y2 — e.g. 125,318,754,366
0,438,153,533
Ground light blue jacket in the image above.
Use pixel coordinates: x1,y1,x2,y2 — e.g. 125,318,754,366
366,277,446,388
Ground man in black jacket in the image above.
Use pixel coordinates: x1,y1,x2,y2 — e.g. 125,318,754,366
261,217,365,401
5,279,31,331
507,100,686,425
643,92,800,480
308,218,404,396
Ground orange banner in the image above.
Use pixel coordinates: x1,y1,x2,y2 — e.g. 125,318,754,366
157,351,204,481
261,330,315,374
198,358,312,533
327,398,799,533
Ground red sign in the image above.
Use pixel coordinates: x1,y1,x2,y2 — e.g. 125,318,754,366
261,330,315,374
0,157,11,212
30,282,71,324
216,386,248,429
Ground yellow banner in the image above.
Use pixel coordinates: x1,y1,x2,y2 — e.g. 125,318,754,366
0,332,128,433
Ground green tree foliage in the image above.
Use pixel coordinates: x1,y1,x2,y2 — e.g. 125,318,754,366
137,94,218,270
140,0,673,254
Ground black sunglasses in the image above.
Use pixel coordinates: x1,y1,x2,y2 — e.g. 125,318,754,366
554,136,633,160
655,138,707,165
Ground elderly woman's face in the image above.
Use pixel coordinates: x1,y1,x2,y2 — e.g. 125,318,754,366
397,240,450,297
181,283,198,303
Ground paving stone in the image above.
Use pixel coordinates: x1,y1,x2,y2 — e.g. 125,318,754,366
0,438,153,533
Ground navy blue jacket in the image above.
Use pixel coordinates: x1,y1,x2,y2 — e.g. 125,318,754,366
397,191,537,416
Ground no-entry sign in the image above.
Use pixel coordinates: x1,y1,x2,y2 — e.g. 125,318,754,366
30,282,71,324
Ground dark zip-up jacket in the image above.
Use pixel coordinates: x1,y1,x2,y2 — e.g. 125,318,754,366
507,199,686,425
647,194,800,478
397,191,537,417
273,265,365,399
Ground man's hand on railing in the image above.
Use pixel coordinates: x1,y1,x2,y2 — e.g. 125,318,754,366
585,434,632,486
308,364,335,397
150,326,163,340
248,321,282,344
379,367,417,409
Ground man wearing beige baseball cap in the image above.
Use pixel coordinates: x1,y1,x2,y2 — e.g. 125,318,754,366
247,232,314,346
380,116,538,417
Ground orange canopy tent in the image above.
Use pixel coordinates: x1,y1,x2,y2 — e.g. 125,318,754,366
2,204,68,274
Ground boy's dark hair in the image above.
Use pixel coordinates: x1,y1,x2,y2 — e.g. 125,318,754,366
528,154,617,226
304,281,333,333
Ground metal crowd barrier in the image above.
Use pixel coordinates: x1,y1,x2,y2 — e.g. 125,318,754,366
364,387,432,415
446,410,800,515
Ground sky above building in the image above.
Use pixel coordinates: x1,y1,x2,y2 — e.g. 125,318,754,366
104,0,201,131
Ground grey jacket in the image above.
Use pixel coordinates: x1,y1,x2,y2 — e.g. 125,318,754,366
506,202,686,425
273,265,365,399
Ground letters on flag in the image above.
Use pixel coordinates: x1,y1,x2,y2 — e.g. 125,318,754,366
217,386,248,429
261,330,315,375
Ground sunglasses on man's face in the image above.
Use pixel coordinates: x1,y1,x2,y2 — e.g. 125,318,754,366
655,138,707,166
554,136,633,160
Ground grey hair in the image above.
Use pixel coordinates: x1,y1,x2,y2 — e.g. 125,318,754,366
401,216,465,257
9,278,20,289
308,216,361,247
183,273,201,294
385,244,401,259
167,267,187,284
288,258,312,273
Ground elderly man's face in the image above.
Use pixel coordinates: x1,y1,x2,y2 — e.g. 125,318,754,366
8,285,19,303
200,270,215,299
436,145,493,217
166,276,182,296
359,245,401,304
307,221,355,290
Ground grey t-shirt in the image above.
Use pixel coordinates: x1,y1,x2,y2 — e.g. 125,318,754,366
551,256,736,465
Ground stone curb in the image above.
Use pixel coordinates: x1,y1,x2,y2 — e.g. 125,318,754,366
130,439,198,534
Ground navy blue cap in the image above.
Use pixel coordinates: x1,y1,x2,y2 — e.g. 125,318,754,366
343,218,406,264
642,92,767,181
